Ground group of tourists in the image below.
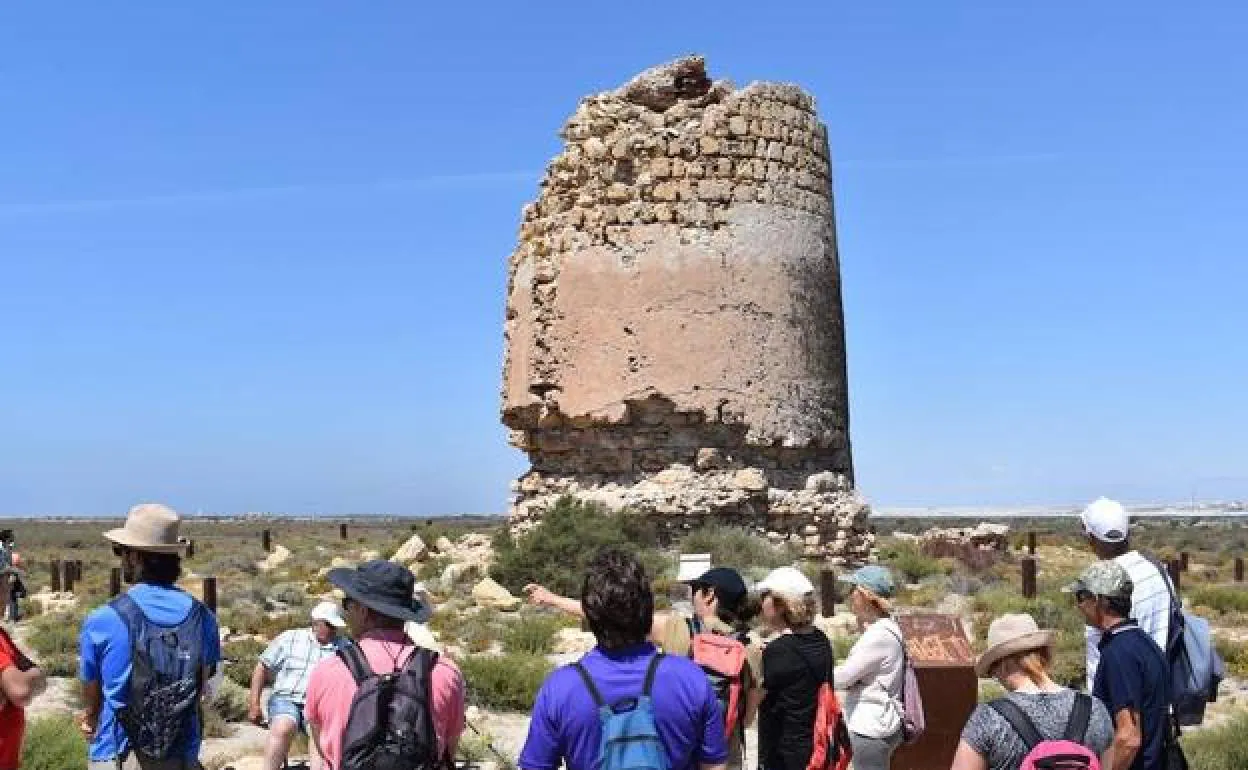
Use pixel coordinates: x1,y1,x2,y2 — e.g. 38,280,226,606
0,496,1207,770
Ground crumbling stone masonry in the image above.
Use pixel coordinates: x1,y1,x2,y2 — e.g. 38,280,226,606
501,56,872,563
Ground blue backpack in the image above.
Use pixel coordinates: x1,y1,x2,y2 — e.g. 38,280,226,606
1144,556,1225,725
111,593,208,761
573,653,671,770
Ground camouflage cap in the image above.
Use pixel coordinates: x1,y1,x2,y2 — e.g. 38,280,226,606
1064,560,1133,600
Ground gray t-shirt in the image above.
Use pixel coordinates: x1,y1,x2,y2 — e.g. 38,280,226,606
962,690,1113,770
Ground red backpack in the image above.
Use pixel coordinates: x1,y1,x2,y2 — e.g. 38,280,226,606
686,621,749,739
793,640,852,770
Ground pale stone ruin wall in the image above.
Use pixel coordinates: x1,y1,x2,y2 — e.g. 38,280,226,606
501,56,872,563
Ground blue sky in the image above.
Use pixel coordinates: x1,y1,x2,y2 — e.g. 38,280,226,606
1,2,1245,515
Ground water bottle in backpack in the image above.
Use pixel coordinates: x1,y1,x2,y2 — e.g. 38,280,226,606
110,594,207,762
337,642,445,770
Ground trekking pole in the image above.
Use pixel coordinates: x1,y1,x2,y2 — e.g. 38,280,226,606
464,719,514,769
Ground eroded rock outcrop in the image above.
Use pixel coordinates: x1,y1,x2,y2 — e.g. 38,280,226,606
502,56,871,563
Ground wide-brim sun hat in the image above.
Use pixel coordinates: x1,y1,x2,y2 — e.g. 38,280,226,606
328,559,428,623
975,613,1057,677
103,503,191,554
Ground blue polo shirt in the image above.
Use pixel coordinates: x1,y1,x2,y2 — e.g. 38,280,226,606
79,583,222,763
519,643,728,770
1092,620,1170,770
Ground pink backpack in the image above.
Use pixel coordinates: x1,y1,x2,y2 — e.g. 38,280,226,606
989,693,1101,770
883,628,925,744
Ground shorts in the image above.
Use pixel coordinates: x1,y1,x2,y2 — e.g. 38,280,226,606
268,694,307,733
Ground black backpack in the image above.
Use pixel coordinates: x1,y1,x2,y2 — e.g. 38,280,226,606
110,594,208,761
337,640,445,770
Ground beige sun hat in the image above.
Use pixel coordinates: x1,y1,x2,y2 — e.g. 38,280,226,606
975,613,1057,677
103,503,190,554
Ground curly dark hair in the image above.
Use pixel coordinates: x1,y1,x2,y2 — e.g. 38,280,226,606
582,547,654,650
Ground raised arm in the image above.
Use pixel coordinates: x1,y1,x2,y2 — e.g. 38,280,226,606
523,584,585,617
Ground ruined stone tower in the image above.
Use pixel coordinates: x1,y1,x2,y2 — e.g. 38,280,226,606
501,56,871,562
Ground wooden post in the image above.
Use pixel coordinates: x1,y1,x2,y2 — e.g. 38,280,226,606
1167,559,1182,594
74,560,84,581
50,560,62,592
1180,552,1189,572
109,567,122,597
340,523,348,540
1235,557,1244,583
1021,557,1037,599
1027,532,1037,556
202,576,217,613
819,568,837,617
262,529,272,553
186,540,195,559
63,561,75,593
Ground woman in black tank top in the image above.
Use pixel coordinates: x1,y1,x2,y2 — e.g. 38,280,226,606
755,567,834,770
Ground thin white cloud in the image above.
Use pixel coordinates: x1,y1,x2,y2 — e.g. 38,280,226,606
0,170,539,217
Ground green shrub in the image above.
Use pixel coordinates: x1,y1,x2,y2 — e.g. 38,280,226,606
490,497,664,596
677,525,797,571
1190,585,1248,616
1215,635,1248,678
1182,711,1248,770
201,698,235,739
222,637,268,689
878,542,946,583
211,677,251,722
26,608,85,676
429,607,503,654
22,714,88,770
17,597,42,618
503,614,565,655
461,653,553,711
269,582,309,607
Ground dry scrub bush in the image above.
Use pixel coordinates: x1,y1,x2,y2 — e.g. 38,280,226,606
1182,711,1248,770
461,653,553,711
21,714,88,770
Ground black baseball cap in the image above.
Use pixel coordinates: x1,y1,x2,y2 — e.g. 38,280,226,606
685,567,748,609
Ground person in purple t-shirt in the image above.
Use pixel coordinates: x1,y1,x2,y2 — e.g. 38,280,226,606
519,548,729,770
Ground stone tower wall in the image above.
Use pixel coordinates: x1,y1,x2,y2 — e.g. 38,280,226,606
501,57,871,562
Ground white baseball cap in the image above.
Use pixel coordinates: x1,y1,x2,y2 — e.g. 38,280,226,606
756,566,815,599
310,600,347,628
1081,497,1129,543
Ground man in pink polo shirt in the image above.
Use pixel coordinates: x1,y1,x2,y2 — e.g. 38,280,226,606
304,560,465,770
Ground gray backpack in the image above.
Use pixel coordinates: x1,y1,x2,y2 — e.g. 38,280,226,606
110,594,207,761
337,641,445,770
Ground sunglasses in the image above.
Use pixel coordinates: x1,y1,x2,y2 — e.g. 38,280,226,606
1074,590,1094,603
112,545,129,557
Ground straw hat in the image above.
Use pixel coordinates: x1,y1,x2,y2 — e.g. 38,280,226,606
975,613,1056,677
103,503,190,554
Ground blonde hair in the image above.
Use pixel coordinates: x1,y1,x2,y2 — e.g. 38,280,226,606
855,585,893,616
992,647,1053,687
769,592,818,629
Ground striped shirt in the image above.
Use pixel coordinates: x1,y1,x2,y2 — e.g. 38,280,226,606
260,628,343,703
1085,551,1173,688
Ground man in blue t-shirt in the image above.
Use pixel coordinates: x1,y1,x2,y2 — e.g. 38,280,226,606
519,548,728,770
79,504,221,770
1069,561,1170,770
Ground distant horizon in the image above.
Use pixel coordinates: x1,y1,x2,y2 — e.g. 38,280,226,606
2,498,1244,521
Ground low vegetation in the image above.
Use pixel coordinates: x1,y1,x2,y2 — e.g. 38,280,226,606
21,714,89,770
1183,711,1248,770
461,652,553,711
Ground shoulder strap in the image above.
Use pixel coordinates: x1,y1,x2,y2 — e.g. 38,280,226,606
989,697,1045,751
1064,693,1092,744
1141,553,1180,612
109,594,144,634
573,662,607,708
336,641,375,686
881,626,908,700
642,653,664,697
